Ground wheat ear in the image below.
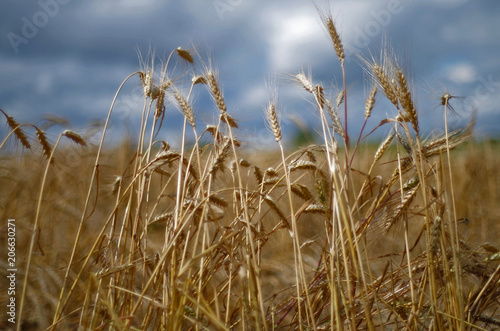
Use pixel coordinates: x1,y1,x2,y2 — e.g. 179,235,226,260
372,64,399,109
320,13,345,62
207,70,227,114
365,86,377,118
173,89,196,128
62,130,87,147
266,102,282,142
175,47,194,64
395,70,419,133
1,109,31,149
35,127,52,160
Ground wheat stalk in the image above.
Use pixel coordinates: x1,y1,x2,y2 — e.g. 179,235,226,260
4,19,491,330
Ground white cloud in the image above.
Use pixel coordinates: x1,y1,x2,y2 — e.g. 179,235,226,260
262,2,380,72
445,62,477,84
265,9,325,72
239,84,268,111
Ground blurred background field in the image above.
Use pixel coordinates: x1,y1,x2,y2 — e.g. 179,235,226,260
1,135,499,329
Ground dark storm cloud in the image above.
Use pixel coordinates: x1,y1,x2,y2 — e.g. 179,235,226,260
0,0,499,146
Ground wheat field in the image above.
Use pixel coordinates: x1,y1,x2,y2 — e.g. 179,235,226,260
1,10,500,331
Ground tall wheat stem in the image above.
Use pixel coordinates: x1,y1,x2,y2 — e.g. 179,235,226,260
443,96,465,327
18,133,65,331
51,72,139,326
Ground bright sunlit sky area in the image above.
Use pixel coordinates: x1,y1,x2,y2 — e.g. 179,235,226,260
1,0,499,149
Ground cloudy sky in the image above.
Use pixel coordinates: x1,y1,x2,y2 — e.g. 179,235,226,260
1,0,499,148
